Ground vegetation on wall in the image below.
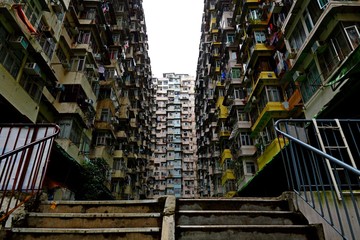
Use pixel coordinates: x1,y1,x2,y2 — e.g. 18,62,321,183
75,158,114,200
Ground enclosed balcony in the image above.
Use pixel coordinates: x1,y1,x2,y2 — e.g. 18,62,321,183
251,101,289,137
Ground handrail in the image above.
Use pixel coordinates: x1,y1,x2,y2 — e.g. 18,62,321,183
274,119,360,240
274,119,360,176
0,124,60,161
0,123,60,224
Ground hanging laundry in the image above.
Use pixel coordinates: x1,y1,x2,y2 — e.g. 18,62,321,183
13,4,37,34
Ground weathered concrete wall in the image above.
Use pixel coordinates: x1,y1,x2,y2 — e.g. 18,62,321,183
286,191,359,240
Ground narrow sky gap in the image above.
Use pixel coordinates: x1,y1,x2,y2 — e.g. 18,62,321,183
143,0,204,78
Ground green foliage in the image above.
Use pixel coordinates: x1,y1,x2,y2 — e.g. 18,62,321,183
75,158,114,200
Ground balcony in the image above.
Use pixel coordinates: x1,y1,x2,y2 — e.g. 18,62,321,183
247,71,278,100
220,149,232,166
257,137,287,170
251,102,289,137
247,43,274,68
113,150,124,158
221,169,236,185
116,130,128,139
112,169,125,178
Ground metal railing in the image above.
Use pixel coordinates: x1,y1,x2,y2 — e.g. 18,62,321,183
0,123,60,223
275,119,360,240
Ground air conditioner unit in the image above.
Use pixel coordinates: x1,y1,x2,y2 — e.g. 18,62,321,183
41,26,54,37
61,60,71,71
9,36,28,49
85,64,95,70
70,27,79,35
51,0,62,12
84,99,94,105
94,53,102,60
292,71,306,82
287,49,297,59
311,40,327,54
55,83,65,92
251,96,257,103
24,63,41,76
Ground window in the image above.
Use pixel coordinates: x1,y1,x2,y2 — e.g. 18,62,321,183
19,74,44,103
58,119,82,146
86,9,96,20
249,10,259,21
79,135,90,154
344,25,360,50
266,86,281,102
0,33,22,78
1,53,21,78
246,162,256,174
303,8,314,34
227,18,232,28
240,133,252,146
237,111,249,121
289,21,307,52
70,57,86,72
38,36,55,59
100,108,111,122
23,1,42,28
96,132,112,146
317,0,329,9
231,68,241,78
234,89,241,99
254,31,266,44
300,61,321,103
227,34,235,44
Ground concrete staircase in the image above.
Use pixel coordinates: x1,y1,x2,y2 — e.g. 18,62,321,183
1,194,325,240
2,198,167,240
175,195,325,240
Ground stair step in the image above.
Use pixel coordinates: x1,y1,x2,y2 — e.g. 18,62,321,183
12,227,161,233
176,224,323,240
28,212,161,218
25,212,162,228
176,210,308,225
177,198,290,211
9,227,161,240
37,199,164,213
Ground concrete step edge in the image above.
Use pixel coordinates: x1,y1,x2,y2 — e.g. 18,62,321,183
41,199,160,205
27,212,162,218
177,197,283,202
11,227,161,233
177,210,294,214
176,224,315,229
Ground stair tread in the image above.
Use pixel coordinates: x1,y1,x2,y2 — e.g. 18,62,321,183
41,199,160,205
28,212,161,218
177,198,283,202
11,227,161,233
176,224,316,229
177,210,294,214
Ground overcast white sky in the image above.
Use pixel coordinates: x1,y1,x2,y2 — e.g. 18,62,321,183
142,0,204,78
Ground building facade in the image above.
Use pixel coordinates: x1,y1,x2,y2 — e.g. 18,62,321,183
151,73,198,198
0,0,154,200
195,0,360,197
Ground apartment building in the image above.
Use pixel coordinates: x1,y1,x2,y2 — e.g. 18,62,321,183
151,73,198,198
195,0,360,197
0,0,153,200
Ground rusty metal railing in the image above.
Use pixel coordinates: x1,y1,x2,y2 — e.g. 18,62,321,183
0,123,60,223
